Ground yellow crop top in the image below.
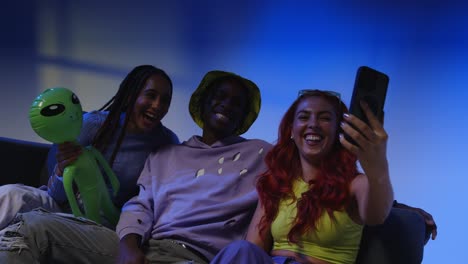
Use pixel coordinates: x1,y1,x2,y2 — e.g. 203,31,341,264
271,178,363,264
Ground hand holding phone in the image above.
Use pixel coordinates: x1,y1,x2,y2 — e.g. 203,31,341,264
345,66,389,144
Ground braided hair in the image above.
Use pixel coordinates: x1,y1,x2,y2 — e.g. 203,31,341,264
92,65,173,166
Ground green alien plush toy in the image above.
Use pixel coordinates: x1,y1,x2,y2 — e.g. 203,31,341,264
29,87,120,225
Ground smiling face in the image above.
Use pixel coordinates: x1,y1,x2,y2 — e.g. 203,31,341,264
127,74,172,133
291,96,339,165
201,79,248,143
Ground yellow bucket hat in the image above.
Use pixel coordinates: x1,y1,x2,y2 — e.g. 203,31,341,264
189,70,261,135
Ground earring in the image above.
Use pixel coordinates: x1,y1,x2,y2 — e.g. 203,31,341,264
290,135,294,140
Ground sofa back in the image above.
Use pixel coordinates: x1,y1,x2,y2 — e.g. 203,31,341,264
356,207,426,264
0,137,51,187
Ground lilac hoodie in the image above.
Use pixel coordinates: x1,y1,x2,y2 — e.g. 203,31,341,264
117,135,272,260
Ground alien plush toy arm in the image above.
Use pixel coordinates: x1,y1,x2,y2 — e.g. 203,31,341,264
89,146,120,196
61,164,85,217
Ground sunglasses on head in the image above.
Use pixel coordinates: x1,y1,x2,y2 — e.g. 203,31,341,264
297,89,341,100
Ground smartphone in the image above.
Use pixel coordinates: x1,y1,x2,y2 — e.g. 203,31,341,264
345,66,389,144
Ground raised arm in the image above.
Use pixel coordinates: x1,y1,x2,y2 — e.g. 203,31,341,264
340,101,394,225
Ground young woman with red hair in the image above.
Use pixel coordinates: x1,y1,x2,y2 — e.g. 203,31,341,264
211,89,394,264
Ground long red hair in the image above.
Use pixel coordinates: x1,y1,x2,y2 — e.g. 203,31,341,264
257,91,359,244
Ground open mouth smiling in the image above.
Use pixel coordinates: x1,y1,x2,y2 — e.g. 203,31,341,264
143,111,159,123
305,134,322,144
215,112,230,122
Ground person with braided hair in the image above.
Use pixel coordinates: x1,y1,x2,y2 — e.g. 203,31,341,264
0,65,179,229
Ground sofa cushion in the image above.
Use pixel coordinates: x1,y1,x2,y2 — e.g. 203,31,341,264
356,207,426,264
0,137,51,187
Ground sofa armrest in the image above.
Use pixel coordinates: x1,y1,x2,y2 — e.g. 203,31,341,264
0,137,51,187
356,207,426,264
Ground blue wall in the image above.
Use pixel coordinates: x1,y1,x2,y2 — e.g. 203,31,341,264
1,1,465,262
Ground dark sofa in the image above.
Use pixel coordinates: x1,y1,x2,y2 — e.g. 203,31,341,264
1,136,51,187
0,136,427,263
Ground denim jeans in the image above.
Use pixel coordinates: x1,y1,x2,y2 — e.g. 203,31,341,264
0,184,63,230
209,240,270,263
0,208,118,264
210,240,301,264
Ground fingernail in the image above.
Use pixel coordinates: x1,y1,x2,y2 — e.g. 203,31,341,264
343,113,349,118
340,122,345,127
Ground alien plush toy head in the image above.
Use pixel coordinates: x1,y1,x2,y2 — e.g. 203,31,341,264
29,87,83,143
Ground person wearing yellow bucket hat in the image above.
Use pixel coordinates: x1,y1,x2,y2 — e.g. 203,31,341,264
189,70,261,137
116,70,272,263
